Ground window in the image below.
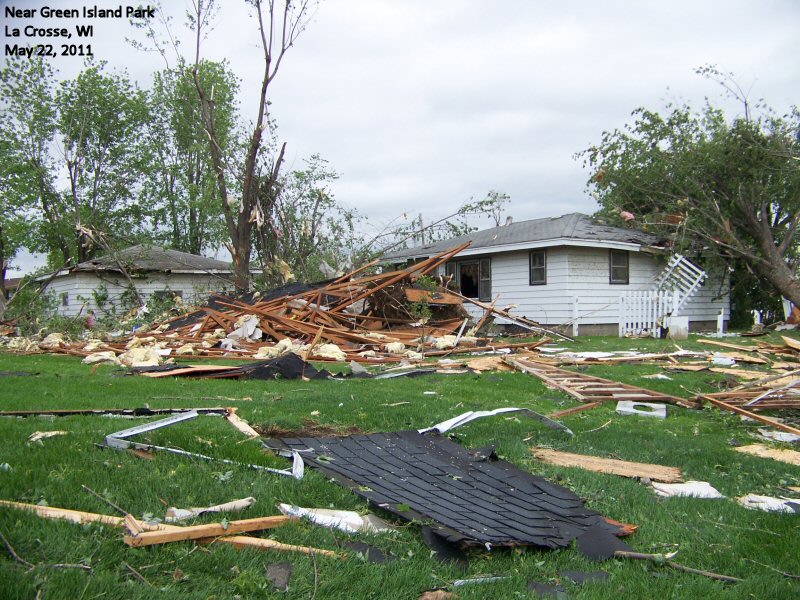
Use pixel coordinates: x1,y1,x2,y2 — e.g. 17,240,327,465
61,293,69,307
609,250,629,284
445,258,492,301
529,250,546,285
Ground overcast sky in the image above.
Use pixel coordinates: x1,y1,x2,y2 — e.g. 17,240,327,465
4,0,799,274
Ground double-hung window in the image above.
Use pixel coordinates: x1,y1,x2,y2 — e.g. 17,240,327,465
529,250,546,285
609,250,629,284
445,257,492,301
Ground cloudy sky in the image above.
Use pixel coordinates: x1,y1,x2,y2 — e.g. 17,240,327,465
4,0,800,273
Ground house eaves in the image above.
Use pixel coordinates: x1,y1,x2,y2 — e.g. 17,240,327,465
390,238,647,262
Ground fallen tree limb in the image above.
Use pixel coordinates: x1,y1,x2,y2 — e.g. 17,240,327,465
614,550,742,583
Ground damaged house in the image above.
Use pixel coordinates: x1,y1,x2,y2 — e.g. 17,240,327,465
38,245,236,318
383,213,729,336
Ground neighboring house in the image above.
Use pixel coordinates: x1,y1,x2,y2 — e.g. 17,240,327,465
2,277,21,301
383,213,729,335
38,245,236,318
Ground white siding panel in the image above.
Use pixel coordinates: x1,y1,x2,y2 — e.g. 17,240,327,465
43,272,233,317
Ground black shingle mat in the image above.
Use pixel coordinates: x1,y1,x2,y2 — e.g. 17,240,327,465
265,431,622,549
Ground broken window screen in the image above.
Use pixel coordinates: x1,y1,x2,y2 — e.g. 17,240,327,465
529,250,546,285
609,250,629,284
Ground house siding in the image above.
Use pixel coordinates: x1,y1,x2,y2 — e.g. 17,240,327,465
44,272,233,318
442,246,729,333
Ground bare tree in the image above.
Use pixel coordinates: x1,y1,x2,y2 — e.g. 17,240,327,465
191,0,317,291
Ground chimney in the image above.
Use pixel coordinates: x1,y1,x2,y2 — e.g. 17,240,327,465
504,216,513,226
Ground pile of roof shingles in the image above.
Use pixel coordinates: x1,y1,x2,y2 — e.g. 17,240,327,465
28,244,554,365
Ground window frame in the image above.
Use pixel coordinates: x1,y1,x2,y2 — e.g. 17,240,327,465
529,250,547,286
445,257,492,301
609,249,630,285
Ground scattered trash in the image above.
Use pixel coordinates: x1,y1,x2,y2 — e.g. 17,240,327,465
27,431,68,444
453,575,510,586
650,481,724,499
576,526,633,561
737,494,800,514
165,497,256,523
755,428,800,443
419,407,573,436
340,540,395,564
532,448,683,482
616,401,667,419
641,373,673,380
265,562,293,592
733,444,800,467
103,410,304,479
277,504,396,534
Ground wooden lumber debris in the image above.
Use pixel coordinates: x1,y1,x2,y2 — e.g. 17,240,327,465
123,515,293,547
532,448,684,482
0,500,338,558
733,444,800,467
506,356,700,409
14,244,553,366
700,397,800,437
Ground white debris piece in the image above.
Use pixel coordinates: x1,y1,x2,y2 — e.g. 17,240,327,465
82,351,121,366
755,428,800,443
118,346,162,367
737,494,800,513
616,401,667,419
314,343,347,361
651,480,724,499
278,503,396,534
385,342,406,354
165,497,257,523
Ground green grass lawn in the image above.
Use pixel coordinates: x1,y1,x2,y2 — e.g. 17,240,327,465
1,335,799,599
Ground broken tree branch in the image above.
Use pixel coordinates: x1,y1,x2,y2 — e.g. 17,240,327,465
614,550,742,583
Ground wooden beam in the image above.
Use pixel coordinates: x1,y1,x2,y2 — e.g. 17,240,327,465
0,501,338,558
532,448,683,482
702,397,800,436
124,515,293,547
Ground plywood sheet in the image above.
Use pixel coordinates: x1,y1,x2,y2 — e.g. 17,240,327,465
532,448,683,483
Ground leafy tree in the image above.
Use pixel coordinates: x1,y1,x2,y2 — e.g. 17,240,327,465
578,70,800,311
372,190,510,254
255,154,366,284
190,0,319,291
146,59,238,255
0,58,151,267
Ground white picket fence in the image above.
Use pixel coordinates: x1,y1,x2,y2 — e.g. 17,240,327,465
619,290,680,337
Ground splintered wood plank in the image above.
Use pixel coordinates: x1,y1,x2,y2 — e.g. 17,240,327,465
124,515,293,547
1,501,339,558
506,357,699,408
403,288,462,305
702,397,800,436
547,402,603,419
532,448,683,483
734,444,800,467
139,365,236,378
698,339,759,352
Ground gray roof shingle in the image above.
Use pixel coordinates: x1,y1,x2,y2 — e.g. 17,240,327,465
74,245,233,274
382,213,663,260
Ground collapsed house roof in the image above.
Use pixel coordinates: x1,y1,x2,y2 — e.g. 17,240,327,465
265,430,624,549
383,213,666,261
73,244,235,275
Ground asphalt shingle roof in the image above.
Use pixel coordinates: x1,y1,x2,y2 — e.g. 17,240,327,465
74,245,233,274
382,213,662,260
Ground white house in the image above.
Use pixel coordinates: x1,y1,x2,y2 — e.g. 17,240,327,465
383,213,729,336
39,245,236,318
